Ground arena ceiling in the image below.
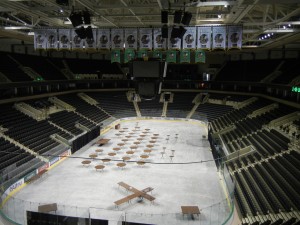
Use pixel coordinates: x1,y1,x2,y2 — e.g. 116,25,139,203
0,0,300,49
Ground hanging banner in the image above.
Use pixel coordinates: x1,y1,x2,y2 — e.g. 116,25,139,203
34,29,47,50
97,29,110,50
85,28,97,50
71,29,85,50
168,28,181,49
195,49,206,63
227,26,242,49
58,29,71,50
125,28,137,50
197,26,211,50
166,50,177,63
212,26,226,49
111,49,121,63
183,27,196,49
180,49,191,63
111,29,124,49
153,50,162,59
124,49,135,63
46,29,58,50
139,28,152,50
153,28,166,50
137,49,148,58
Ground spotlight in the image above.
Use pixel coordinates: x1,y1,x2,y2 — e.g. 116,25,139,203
218,14,221,19
268,34,270,37
181,12,192,26
161,11,168,24
173,10,182,24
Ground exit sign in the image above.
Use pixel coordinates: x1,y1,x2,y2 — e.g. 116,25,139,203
291,86,300,93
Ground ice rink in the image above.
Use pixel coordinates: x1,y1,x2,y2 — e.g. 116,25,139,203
9,118,230,225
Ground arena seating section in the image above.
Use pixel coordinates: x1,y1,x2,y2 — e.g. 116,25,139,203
0,52,32,82
57,94,110,124
138,98,163,117
209,98,300,225
215,58,300,86
0,51,299,225
192,103,233,122
216,60,281,82
166,92,195,118
272,59,300,84
65,58,123,75
87,91,137,118
0,52,123,82
12,54,66,81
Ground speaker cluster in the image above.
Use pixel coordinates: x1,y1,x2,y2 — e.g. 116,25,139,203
160,9,192,39
69,10,93,40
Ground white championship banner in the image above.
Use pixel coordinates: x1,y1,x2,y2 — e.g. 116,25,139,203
227,26,242,49
212,26,226,49
85,28,97,49
197,26,211,50
34,29,47,50
153,28,167,50
139,28,152,50
58,29,71,50
97,29,110,50
71,29,85,50
125,28,137,49
183,27,196,49
111,29,124,49
46,29,58,50
168,27,181,49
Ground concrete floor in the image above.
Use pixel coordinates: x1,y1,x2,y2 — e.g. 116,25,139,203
7,119,230,225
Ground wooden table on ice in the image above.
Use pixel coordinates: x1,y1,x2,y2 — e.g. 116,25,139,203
97,139,110,146
38,203,57,213
181,206,201,220
114,182,155,207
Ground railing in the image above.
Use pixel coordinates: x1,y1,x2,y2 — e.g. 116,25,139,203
0,164,235,225
0,79,298,105
0,197,234,225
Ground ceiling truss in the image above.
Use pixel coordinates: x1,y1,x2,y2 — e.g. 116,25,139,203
0,0,299,48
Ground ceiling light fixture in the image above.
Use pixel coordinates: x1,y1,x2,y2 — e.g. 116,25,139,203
4,26,31,30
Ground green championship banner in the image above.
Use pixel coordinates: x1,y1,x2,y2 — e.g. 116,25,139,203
111,49,121,63
137,49,148,59
180,49,191,63
166,50,177,63
153,50,162,59
195,49,206,63
124,49,135,63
